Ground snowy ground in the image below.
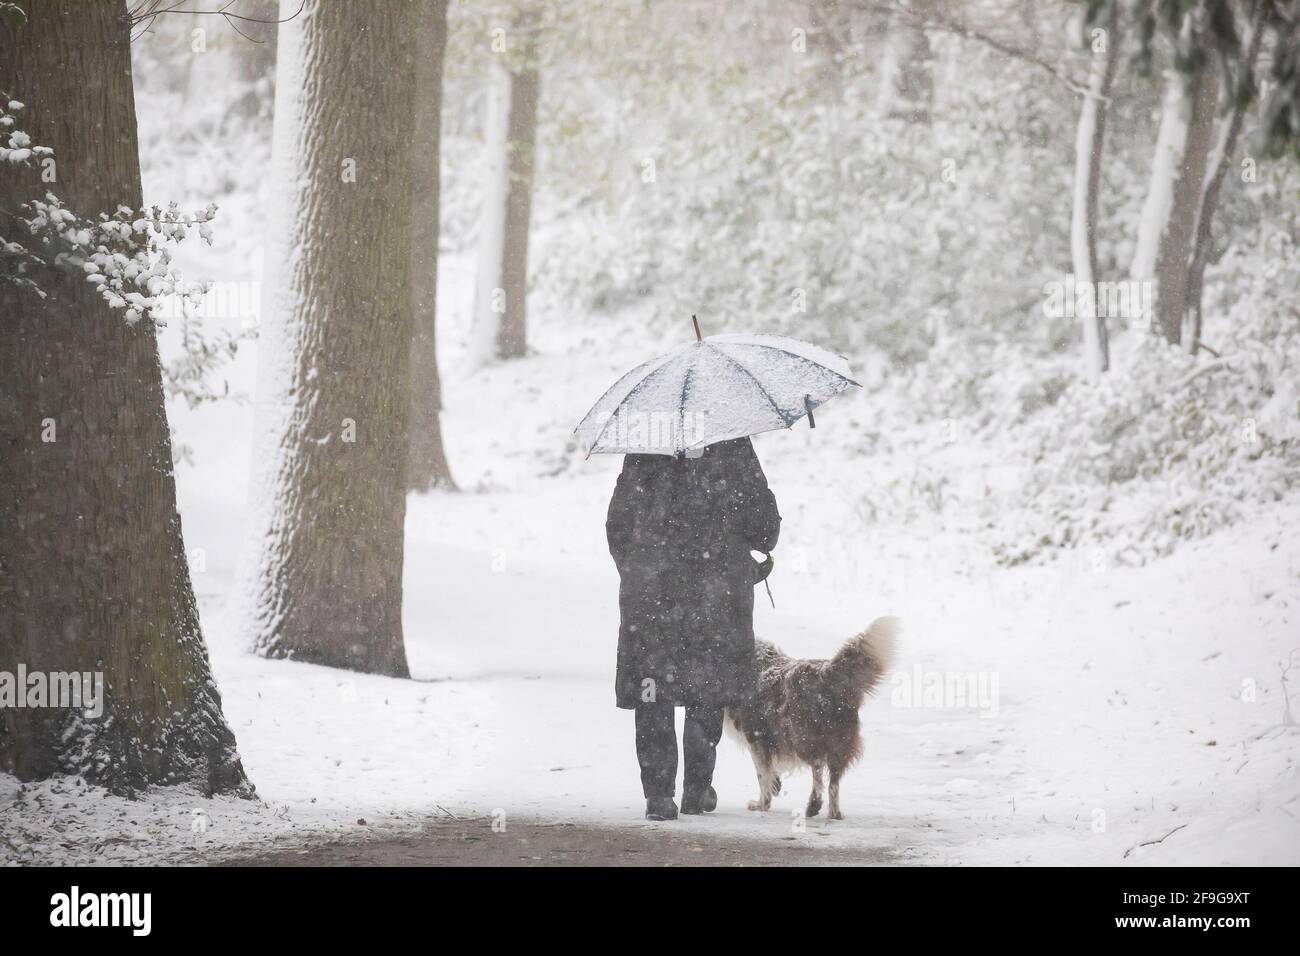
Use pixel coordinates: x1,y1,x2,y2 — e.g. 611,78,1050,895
4,244,1297,867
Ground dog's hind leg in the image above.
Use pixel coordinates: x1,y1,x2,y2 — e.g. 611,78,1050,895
805,764,824,817
827,760,846,820
746,748,778,811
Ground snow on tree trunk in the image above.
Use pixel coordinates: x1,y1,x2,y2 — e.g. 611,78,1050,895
242,0,418,678
407,0,455,492
1070,6,1119,380
876,0,934,124
0,0,250,797
1131,74,1190,285
468,60,511,368
1153,62,1218,346
470,19,539,365
1183,15,1266,355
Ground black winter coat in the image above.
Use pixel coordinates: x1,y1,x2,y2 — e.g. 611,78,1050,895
606,438,780,709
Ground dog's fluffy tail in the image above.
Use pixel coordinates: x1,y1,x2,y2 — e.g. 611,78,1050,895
830,616,900,700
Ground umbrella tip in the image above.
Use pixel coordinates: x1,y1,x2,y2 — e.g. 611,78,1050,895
692,314,702,341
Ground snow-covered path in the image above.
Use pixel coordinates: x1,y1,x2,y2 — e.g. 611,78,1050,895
407,487,1300,865
199,482,1298,867
5,413,1296,866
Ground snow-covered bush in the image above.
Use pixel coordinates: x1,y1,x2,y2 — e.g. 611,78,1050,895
988,228,1300,565
838,167,1300,567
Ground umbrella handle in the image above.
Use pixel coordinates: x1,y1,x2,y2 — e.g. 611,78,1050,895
805,394,816,429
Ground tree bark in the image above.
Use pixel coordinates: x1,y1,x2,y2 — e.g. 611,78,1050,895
876,0,934,123
470,17,539,364
1151,61,1219,344
1132,73,1192,285
1070,4,1120,379
1183,9,1266,354
235,0,279,84
242,0,418,677
808,0,850,201
407,0,455,492
807,0,852,75
0,0,250,796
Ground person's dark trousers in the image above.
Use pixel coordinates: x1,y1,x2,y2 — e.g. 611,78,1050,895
634,701,724,799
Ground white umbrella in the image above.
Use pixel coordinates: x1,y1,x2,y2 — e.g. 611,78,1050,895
576,320,860,457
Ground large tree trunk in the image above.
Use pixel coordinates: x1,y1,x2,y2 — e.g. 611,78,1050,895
470,18,539,365
876,0,934,123
1070,4,1120,379
1153,60,1218,345
1130,76,1190,286
242,0,418,677
1183,12,1266,354
407,0,455,492
1133,61,1219,344
0,0,250,796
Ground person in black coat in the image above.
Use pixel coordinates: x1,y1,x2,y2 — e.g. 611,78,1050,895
606,437,780,820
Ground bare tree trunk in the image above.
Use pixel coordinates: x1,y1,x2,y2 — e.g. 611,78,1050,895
876,0,934,123
1151,62,1219,344
407,0,455,491
235,0,278,83
229,0,278,120
471,17,539,364
808,0,852,76
1183,10,1266,354
808,0,851,201
243,0,418,677
499,44,539,360
1070,4,1120,379
1132,78,1184,286
0,0,250,796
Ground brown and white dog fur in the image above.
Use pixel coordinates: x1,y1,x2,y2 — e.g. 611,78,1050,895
726,616,899,820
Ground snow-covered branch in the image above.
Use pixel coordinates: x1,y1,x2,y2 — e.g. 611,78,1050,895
2,97,215,326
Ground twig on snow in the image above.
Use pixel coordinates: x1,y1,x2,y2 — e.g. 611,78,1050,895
1123,823,1188,859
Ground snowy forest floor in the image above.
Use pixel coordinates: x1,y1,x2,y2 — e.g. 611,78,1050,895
3,253,1299,867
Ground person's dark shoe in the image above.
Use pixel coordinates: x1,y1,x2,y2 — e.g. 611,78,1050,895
680,786,717,815
645,797,678,821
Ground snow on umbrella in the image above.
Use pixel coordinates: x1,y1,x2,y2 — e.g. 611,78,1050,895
576,319,860,457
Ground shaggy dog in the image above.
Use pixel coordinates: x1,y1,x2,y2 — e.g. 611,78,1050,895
725,617,899,819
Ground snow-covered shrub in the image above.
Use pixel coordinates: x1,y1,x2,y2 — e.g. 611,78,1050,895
988,228,1300,565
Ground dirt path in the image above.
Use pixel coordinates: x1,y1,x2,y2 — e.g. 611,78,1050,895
220,817,897,867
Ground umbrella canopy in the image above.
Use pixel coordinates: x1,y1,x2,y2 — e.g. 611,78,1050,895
576,331,859,456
